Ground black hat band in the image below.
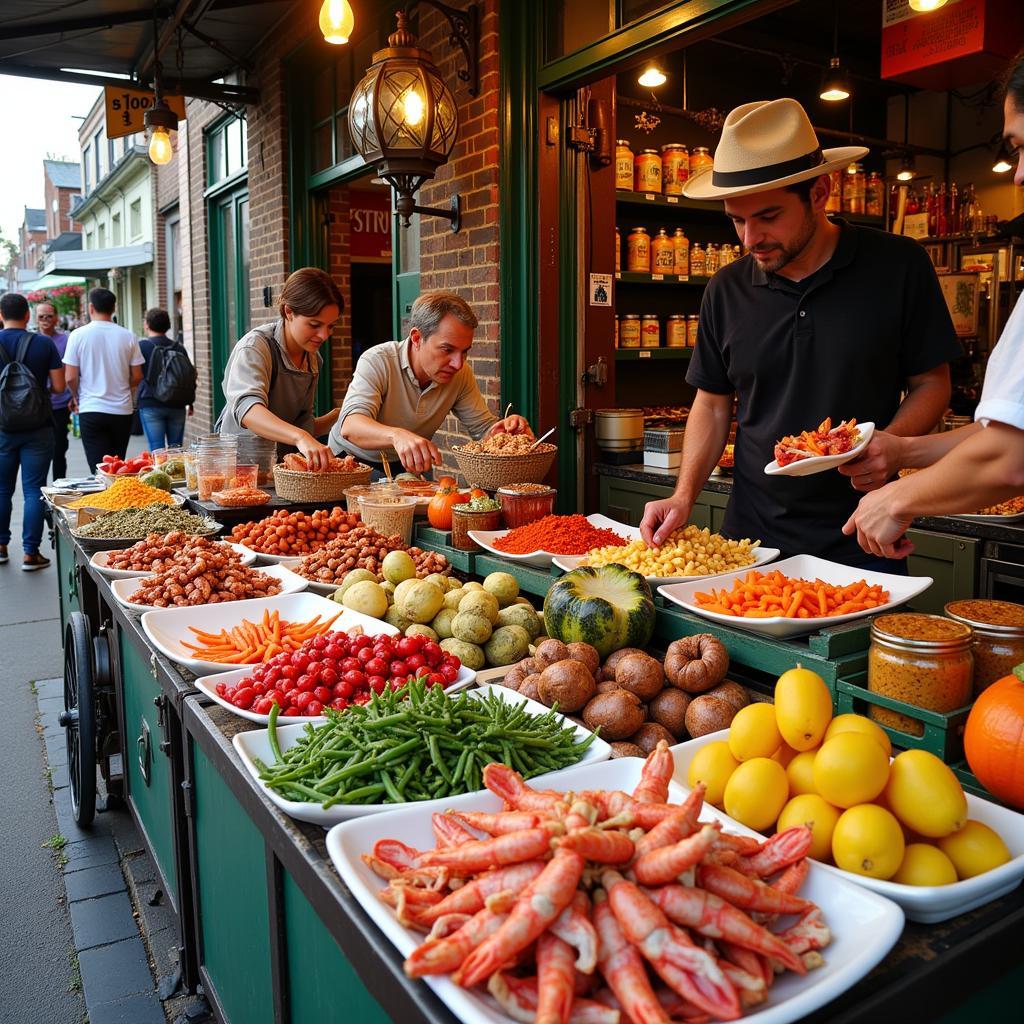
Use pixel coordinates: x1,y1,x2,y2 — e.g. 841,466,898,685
711,147,825,187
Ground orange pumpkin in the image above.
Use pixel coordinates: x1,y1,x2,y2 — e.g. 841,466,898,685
964,664,1024,809
427,482,468,530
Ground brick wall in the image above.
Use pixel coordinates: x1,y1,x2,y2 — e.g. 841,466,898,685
326,186,354,402
44,180,80,238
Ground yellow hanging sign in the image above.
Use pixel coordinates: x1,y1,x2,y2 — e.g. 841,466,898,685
105,86,186,140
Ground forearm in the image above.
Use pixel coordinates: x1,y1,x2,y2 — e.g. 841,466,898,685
65,370,79,400
338,412,404,450
313,408,340,435
886,375,950,437
241,404,311,447
672,392,731,504
899,422,982,469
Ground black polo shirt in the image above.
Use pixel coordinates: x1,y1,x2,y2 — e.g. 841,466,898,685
686,220,961,567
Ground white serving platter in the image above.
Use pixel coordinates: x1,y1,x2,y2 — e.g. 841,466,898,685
954,510,1024,524
468,513,634,569
325,757,904,1024
232,684,610,826
245,548,317,565
552,543,780,587
765,421,875,477
658,553,932,639
141,591,396,676
670,729,1024,924
90,541,256,579
109,562,307,613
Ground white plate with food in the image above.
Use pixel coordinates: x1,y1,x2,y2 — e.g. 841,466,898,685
468,513,634,569
325,756,903,1024
273,559,344,595
953,506,1024,524
90,541,256,579
239,547,327,565
108,563,307,613
765,421,874,477
671,729,1024,924
658,554,932,639
140,591,396,676
552,544,780,588
231,684,609,826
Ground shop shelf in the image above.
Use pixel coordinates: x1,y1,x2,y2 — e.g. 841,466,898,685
616,271,711,285
615,348,693,360
615,190,720,213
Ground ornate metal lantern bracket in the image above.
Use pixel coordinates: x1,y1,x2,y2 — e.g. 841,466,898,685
406,0,479,97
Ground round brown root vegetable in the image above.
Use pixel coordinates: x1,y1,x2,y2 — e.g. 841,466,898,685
601,647,647,681
596,678,621,694
706,679,750,712
565,642,600,676
582,689,645,740
648,688,691,738
614,653,665,702
684,694,738,738
609,741,645,759
519,674,543,702
519,656,545,676
502,662,530,691
664,634,729,693
629,721,676,754
537,659,596,713
535,638,570,666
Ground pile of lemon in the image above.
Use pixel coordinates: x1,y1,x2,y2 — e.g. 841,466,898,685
687,664,1012,885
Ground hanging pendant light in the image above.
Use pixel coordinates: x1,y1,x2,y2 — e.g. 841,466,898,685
897,154,916,181
820,2,850,103
637,65,667,89
319,0,355,45
909,0,948,12
992,157,1012,174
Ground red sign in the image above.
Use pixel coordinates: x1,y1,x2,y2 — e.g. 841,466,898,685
350,189,392,263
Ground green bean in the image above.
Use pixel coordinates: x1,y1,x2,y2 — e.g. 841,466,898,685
267,702,283,763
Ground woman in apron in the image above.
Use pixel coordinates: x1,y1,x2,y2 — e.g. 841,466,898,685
218,268,341,470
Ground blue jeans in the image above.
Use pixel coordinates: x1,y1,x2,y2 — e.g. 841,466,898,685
0,426,54,554
139,407,186,452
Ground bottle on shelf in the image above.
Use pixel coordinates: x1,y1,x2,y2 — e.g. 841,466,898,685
652,228,675,273
627,226,651,272
705,243,720,275
690,243,706,277
620,314,641,348
615,140,634,190
667,314,687,348
926,182,937,237
672,228,689,276
826,170,842,214
640,313,661,348
865,172,883,217
662,144,689,196
936,182,948,236
615,226,621,273
634,149,662,194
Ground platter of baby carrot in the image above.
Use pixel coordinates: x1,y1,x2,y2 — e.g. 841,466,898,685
658,555,933,638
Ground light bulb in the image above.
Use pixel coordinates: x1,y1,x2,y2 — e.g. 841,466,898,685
637,66,667,89
896,168,914,182
148,128,173,165
404,89,424,127
993,158,1012,174
319,0,354,44
909,0,948,11
820,57,850,102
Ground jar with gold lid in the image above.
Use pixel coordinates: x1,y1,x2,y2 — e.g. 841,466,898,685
690,146,713,176
672,228,689,276
686,314,699,348
705,244,720,275
945,599,1024,696
615,140,634,190
661,144,689,195
868,613,973,737
651,228,675,273
640,314,661,348
619,314,641,348
634,149,662,193
627,227,650,272
666,314,687,348
690,244,706,277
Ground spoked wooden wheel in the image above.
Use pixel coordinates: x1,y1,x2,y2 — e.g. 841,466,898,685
59,612,97,826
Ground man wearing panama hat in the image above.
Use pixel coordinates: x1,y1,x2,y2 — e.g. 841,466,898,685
639,98,961,570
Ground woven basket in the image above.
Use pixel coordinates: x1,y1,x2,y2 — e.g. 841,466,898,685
272,463,373,502
451,445,557,490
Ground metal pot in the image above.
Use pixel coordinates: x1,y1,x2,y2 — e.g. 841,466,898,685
595,408,645,451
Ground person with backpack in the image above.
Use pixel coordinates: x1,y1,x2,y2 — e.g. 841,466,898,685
0,292,65,571
137,307,195,451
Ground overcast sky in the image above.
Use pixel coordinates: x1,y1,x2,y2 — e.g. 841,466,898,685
0,74,100,244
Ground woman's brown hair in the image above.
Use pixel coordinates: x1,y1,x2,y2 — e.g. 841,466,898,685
278,267,344,319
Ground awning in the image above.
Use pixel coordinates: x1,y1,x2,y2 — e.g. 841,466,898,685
42,243,153,278
19,274,89,292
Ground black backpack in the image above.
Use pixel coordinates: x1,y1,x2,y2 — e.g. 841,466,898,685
0,332,51,432
147,340,197,406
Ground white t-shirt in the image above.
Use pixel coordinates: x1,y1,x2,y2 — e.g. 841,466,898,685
975,293,1024,431
63,320,144,415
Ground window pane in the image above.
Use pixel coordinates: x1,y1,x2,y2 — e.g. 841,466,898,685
225,118,242,177
336,113,352,162
209,129,224,184
238,198,250,335
545,0,613,62
313,63,333,123
223,200,237,344
313,123,333,172
239,117,248,169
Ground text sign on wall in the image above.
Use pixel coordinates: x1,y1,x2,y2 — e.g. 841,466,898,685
881,0,989,79
105,87,187,140
349,189,392,262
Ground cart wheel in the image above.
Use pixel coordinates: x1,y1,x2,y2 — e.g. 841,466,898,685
59,612,97,826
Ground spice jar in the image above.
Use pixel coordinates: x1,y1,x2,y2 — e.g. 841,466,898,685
496,484,556,529
945,599,1024,696
661,144,689,195
619,314,641,348
868,613,974,737
705,244,720,276
673,228,689,276
451,499,503,550
690,146,713,176
357,494,418,546
651,228,675,273
344,481,399,516
865,172,884,217
666,315,688,348
615,140,634,190
627,227,651,272
640,314,661,348
686,314,700,348
690,244,706,277
634,149,662,193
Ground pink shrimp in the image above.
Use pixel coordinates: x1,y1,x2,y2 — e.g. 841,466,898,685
718,959,769,1009
432,812,478,848
483,763,568,814
777,907,831,956
488,974,620,1024
448,809,543,835
415,827,552,872
536,932,578,1024
632,824,721,886
632,741,674,804
696,863,816,916
558,827,635,864
771,858,810,895
404,904,509,978
713,832,763,856
719,941,774,989
414,860,546,926
735,826,813,878
632,786,706,860
550,890,599,974
364,838,420,874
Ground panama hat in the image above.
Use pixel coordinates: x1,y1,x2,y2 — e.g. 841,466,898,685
683,98,869,200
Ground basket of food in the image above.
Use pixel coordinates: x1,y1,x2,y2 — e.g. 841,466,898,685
96,451,155,485
451,435,557,489
271,452,373,502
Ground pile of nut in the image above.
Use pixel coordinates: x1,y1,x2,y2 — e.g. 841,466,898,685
295,524,450,584
106,533,238,573
229,507,360,556
458,434,555,456
128,554,282,607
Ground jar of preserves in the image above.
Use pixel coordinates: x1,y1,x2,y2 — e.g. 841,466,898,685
615,140,634,190
718,244,734,268
615,226,621,273
944,599,1024,696
826,170,842,214
868,613,974,737
661,144,689,195
690,243,706,277
614,315,619,348
619,314,641,348
640,314,660,348
686,314,700,348
496,484,557,529
672,228,689,276
865,171,883,217
627,227,651,272
451,501,503,550
705,244,720,275
651,228,675,273
634,149,662,193
666,314,687,348
690,146,713,176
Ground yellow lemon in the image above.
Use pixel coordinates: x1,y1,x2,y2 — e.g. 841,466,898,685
687,741,739,806
778,794,840,863
883,750,967,839
936,821,1012,880
727,703,782,762
823,713,892,758
774,664,833,751
813,732,889,808
772,741,800,768
891,844,958,886
723,757,789,832
786,750,819,796
832,804,905,880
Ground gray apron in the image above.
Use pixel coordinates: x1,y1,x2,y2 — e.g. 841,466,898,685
217,321,319,460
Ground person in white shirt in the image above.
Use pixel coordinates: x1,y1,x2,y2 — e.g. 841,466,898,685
63,287,145,472
843,55,1024,559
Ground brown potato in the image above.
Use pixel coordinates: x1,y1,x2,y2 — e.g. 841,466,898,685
502,663,529,691
629,722,676,754
565,642,600,676
684,694,738,738
664,635,729,694
519,674,543,702
602,647,647,676
596,678,621,694
648,689,691,738
609,741,645,759
582,689,646,741
535,638,570,665
537,659,596,713
614,653,665,702
706,679,750,712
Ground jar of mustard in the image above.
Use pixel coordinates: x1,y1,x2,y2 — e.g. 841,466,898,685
615,140,634,190
634,149,662,193
945,599,1024,696
686,314,699,348
690,146,713,176
690,244,706,277
661,144,689,195
615,226,621,273
651,228,675,273
640,314,661,348
619,314,641,348
672,228,689,276
868,613,974,737
666,314,687,347
627,227,651,272
705,244,720,275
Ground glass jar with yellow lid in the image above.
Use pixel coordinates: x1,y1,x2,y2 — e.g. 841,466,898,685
945,599,1024,695
615,140,634,190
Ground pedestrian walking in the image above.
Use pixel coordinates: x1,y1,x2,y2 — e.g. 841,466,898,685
63,287,144,472
0,292,65,570
137,307,195,451
34,300,73,480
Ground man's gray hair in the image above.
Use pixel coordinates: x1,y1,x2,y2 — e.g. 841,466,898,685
409,290,478,339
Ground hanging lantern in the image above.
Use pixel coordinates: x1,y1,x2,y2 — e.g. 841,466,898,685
145,99,178,166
